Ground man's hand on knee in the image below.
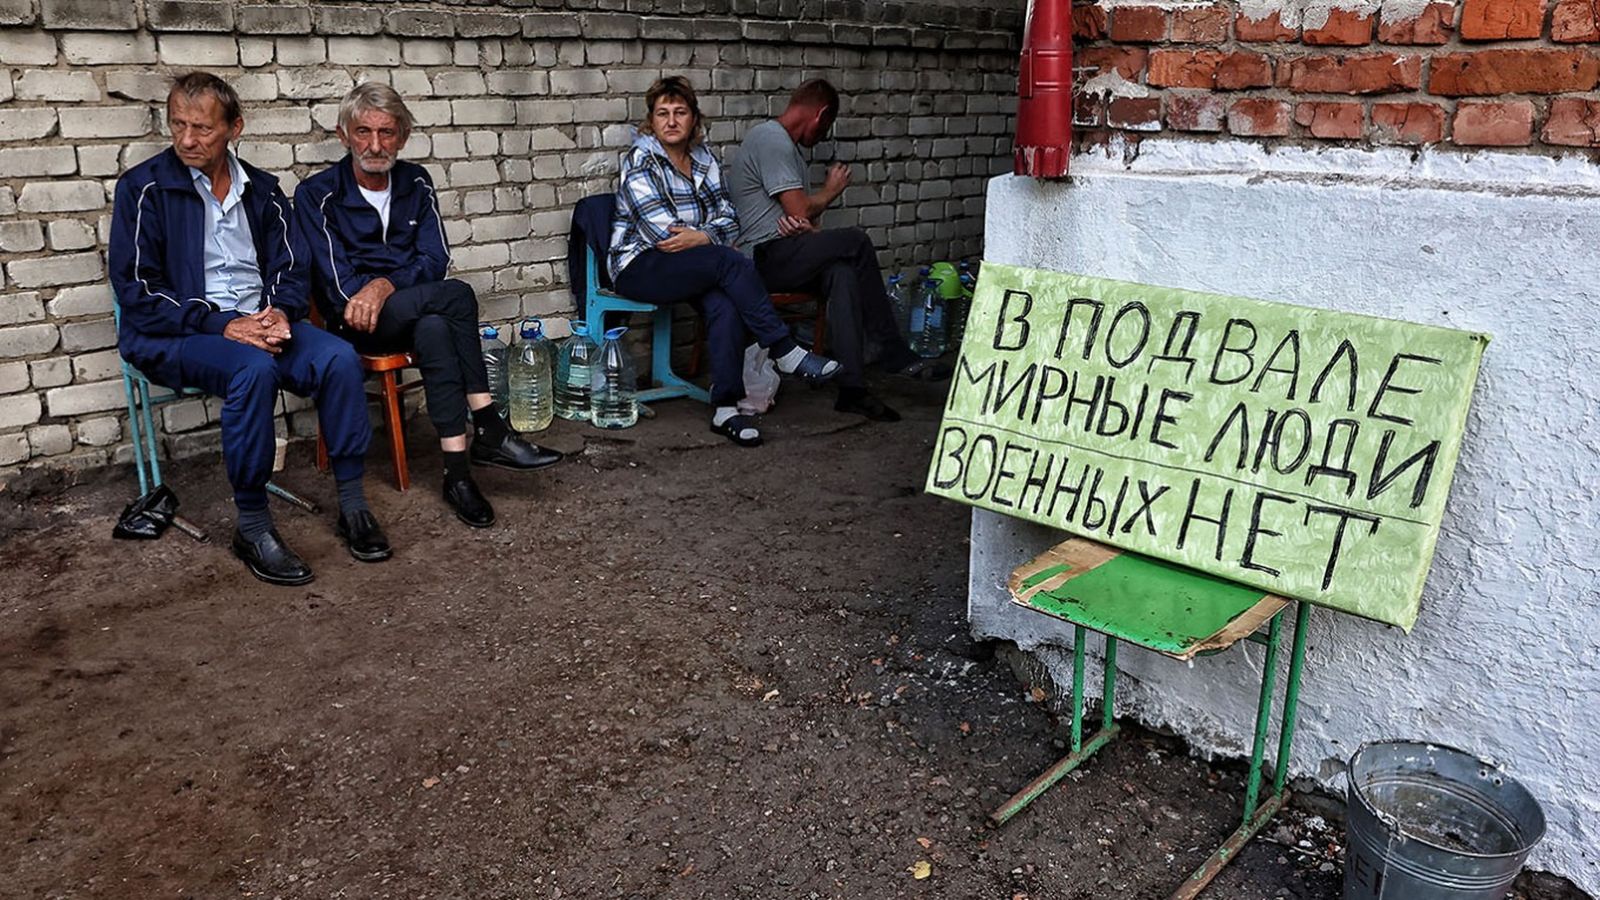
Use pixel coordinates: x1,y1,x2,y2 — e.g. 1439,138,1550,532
344,277,396,333
224,315,286,354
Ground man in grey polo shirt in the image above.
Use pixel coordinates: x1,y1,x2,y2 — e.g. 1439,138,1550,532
727,79,936,423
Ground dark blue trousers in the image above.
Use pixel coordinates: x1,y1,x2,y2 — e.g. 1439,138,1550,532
614,245,794,407
167,321,369,510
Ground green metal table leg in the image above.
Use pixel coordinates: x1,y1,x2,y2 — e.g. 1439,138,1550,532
991,628,1121,827
1102,637,1118,731
990,725,1120,826
1240,610,1283,822
1273,602,1311,794
1071,624,1086,752
1175,606,1312,899
1170,789,1289,900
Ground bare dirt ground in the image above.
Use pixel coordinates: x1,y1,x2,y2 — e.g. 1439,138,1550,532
0,375,1573,900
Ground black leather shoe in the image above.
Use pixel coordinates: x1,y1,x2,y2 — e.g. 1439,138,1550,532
470,432,564,471
444,476,495,528
335,509,392,562
231,528,314,586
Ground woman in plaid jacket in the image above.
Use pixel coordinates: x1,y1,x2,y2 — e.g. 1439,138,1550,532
608,76,841,447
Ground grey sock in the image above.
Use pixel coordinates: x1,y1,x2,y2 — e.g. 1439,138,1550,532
336,477,370,517
237,505,273,542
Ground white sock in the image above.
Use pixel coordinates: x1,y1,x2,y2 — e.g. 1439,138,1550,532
713,406,759,441
774,345,808,373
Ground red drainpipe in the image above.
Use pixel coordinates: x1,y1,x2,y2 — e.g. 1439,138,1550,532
1014,0,1073,179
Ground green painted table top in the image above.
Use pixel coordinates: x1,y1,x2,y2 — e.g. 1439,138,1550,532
1009,539,1287,660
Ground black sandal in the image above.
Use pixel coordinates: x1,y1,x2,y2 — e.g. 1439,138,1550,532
784,351,842,384
710,414,763,447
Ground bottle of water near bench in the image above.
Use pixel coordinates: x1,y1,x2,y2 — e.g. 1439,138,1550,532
908,279,948,359
479,323,509,414
508,318,553,434
555,321,598,422
591,326,638,429
886,274,911,337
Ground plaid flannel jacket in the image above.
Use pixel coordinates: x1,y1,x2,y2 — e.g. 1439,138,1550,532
607,132,740,282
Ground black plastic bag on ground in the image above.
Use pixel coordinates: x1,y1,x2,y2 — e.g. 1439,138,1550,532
112,484,179,540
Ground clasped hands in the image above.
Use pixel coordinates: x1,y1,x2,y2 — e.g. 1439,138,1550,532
223,306,293,354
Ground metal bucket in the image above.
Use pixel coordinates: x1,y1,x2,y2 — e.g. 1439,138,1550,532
1344,741,1546,900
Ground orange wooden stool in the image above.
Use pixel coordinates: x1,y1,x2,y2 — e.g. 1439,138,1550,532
309,307,426,492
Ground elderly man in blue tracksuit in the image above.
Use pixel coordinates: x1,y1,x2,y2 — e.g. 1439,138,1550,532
109,72,389,586
295,83,560,529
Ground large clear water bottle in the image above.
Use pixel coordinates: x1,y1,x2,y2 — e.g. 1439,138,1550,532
508,319,553,434
886,274,911,337
521,316,557,373
554,321,598,422
591,325,638,429
479,322,509,414
908,279,948,359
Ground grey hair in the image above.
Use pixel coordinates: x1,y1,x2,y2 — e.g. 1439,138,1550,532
337,82,414,138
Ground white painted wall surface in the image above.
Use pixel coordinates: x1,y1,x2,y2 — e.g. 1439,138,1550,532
970,139,1600,893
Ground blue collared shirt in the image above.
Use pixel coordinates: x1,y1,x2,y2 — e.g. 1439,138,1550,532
189,152,264,314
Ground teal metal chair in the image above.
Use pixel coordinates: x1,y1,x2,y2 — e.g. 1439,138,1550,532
114,303,315,526
572,195,708,405
580,248,709,405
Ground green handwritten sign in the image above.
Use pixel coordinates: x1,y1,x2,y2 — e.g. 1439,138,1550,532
926,264,1489,630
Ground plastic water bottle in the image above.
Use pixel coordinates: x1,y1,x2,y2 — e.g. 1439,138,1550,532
508,319,553,434
479,323,509,414
886,274,912,337
952,260,977,343
908,279,947,359
591,326,638,429
521,316,557,373
554,321,598,422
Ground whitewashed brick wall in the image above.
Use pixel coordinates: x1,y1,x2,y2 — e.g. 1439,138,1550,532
0,0,1019,474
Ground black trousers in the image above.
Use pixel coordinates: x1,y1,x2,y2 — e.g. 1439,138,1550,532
753,227,911,389
342,278,488,439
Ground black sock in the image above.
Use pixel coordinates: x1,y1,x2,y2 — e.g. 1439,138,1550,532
237,505,273,542
767,336,798,359
443,449,470,482
336,477,370,517
472,405,507,443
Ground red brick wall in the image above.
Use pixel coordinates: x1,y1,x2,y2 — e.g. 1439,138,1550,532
1071,0,1600,152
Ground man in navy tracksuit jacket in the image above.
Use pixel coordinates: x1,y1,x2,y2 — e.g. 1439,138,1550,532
109,73,389,585
295,83,560,529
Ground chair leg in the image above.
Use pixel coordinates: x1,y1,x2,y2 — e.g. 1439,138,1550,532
120,372,150,496
686,314,706,379
379,371,409,492
651,306,675,389
136,380,164,488
315,424,330,473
